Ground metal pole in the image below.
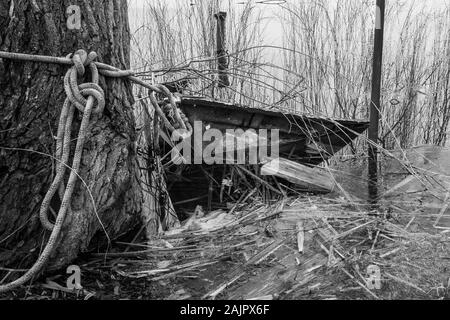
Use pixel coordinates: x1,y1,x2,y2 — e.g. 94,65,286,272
214,11,230,88
368,0,385,203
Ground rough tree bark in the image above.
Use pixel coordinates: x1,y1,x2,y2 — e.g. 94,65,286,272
0,0,152,271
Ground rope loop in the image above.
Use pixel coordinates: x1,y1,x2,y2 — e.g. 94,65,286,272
63,51,105,114
0,49,107,293
156,84,186,131
39,50,105,232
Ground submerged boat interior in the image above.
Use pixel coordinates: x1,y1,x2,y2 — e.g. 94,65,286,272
159,96,369,215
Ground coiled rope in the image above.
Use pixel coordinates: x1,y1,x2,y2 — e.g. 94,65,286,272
0,49,191,293
148,85,193,140
0,49,105,293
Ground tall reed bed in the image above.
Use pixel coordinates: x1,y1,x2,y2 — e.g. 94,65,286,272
282,0,450,149
128,0,450,150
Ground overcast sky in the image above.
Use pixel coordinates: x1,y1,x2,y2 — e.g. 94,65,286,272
128,0,450,47
128,0,285,45
128,0,449,11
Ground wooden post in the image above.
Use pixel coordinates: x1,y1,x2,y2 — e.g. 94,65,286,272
368,0,385,203
214,11,230,88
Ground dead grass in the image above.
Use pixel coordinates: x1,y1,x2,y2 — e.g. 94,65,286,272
1,191,448,300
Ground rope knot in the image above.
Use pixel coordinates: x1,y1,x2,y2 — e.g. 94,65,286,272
39,50,106,233
64,49,105,115
71,49,98,76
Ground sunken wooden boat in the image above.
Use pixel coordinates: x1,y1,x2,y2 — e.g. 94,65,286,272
176,96,369,165
160,96,369,213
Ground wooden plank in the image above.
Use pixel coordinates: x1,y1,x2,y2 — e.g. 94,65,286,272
261,158,334,193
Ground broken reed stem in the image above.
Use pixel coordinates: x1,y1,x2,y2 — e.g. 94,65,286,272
384,272,427,295
341,268,380,300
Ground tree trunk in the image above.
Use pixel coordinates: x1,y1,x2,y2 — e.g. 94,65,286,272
0,0,153,271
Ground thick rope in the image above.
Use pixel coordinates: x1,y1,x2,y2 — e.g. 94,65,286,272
157,85,186,131
0,50,187,134
0,50,105,293
0,51,166,92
